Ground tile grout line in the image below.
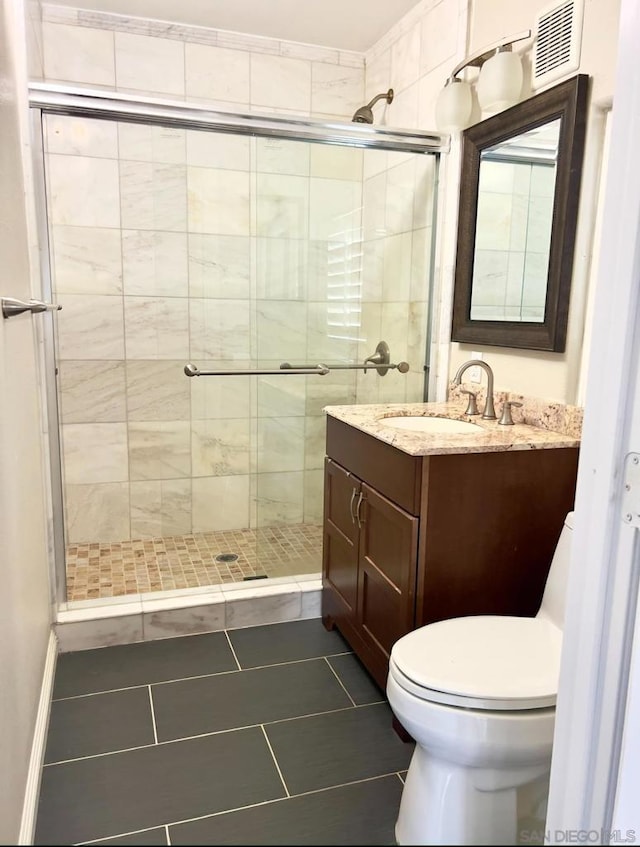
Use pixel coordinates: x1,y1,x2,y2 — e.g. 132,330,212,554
260,723,290,798
323,656,357,707
223,629,243,670
165,823,171,845
76,771,404,843
52,650,353,702
148,685,159,745
43,701,385,767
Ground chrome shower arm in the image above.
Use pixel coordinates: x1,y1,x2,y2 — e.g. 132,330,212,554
364,89,394,110
351,89,394,123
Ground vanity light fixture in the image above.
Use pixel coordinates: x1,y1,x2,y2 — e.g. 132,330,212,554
435,30,532,133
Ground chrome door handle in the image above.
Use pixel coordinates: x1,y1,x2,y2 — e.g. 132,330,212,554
355,491,365,529
349,487,358,524
2,297,62,319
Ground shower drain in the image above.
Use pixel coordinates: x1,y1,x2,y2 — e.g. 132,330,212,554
214,552,268,580
215,553,238,563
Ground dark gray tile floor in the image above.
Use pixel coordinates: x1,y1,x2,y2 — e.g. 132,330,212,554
36,618,413,845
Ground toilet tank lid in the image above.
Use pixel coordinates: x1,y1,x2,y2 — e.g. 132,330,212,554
564,511,575,529
390,616,563,703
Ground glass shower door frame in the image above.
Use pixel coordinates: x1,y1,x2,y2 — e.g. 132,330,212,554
29,84,446,608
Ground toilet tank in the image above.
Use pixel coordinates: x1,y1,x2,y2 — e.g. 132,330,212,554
537,512,574,630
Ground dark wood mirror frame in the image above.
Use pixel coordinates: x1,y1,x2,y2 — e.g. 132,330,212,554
451,74,589,352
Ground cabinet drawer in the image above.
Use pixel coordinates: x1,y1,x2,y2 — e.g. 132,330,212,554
326,416,422,515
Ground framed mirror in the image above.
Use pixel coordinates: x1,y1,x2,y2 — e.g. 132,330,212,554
451,74,589,352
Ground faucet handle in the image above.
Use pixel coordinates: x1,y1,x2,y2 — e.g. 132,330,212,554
498,400,523,426
460,389,479,416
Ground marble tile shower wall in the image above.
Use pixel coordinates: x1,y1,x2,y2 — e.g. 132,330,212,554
46,117,357,543
40,3,365,116
354,152,436,406
26,0,44,80
41,7,435,545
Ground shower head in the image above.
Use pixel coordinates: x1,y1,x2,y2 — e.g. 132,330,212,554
351,88,394,124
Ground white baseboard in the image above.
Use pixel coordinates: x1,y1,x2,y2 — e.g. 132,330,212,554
19,630,57,845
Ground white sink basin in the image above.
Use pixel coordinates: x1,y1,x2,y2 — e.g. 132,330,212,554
380,415,484,434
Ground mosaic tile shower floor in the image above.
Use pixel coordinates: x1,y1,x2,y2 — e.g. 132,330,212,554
65,524,323,602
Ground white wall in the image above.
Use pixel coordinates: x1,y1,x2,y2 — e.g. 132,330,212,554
469,0,619,104
366,0,621,403
0,0,53,841
449,0,621,402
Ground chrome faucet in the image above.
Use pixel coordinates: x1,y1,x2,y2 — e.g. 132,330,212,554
453,360,497,420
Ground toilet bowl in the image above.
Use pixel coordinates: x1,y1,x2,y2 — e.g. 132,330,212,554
386,512,574,846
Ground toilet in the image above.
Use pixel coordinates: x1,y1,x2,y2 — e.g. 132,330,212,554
386,512,574,846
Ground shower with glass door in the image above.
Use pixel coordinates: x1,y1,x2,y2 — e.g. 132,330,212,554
31,85,444,606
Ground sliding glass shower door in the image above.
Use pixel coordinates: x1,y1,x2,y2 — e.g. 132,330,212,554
41,108,437,603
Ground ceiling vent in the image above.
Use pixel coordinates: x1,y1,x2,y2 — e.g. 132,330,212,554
532,0,584,90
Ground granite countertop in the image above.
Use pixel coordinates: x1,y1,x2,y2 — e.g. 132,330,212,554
324,402,581,457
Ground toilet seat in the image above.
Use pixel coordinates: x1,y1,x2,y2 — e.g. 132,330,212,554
390,615,562,711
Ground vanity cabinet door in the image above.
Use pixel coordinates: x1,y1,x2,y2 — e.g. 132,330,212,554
322,458,360,625
357,483,419,669
322,457,419,690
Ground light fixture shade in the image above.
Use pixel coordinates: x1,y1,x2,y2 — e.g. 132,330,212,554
435,79,473,133
476,49,523,114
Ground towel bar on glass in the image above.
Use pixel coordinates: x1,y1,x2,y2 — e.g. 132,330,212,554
184,363,329,377
183,342,410,378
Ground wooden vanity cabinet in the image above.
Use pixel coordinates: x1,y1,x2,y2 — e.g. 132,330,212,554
322,415,580,692
323,458,419,689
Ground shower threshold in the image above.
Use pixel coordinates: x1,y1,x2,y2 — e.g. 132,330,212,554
65,524,322,603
